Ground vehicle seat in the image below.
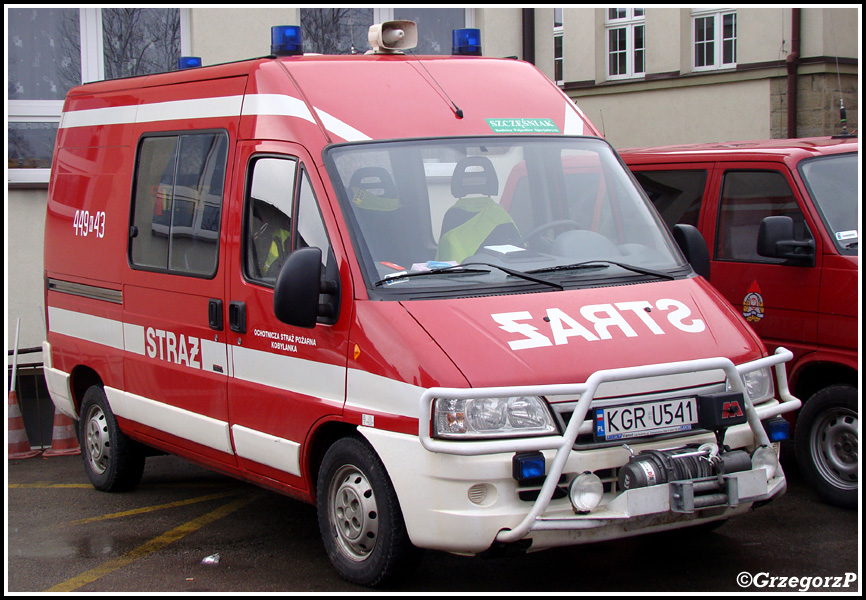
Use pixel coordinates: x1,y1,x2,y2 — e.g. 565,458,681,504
348,166,427,269
436,156,521,263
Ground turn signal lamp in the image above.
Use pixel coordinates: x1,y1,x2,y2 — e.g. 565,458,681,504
452,28,482,56
271,25,304,56
177,56,202,70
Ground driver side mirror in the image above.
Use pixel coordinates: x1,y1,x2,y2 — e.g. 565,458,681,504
757,216,815,266
672,224,711,281
273,247,340,328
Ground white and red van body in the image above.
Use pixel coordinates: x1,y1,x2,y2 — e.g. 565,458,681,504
43,24,801,586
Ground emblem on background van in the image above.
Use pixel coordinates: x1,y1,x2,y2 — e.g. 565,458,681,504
742,280,765,322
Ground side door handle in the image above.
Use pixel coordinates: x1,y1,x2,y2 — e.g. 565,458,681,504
208,299,223,331
229,301,246,334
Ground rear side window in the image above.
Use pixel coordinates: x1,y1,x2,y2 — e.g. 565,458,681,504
631,169,707,230
715,170,811,263
130,131,228,277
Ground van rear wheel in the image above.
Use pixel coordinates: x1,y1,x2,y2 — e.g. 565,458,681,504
316,436,420,587
79,386,145,492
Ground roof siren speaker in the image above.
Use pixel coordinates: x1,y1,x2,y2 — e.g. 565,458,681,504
367,20,418,54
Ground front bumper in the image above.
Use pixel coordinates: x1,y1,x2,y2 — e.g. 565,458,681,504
366,348,800,554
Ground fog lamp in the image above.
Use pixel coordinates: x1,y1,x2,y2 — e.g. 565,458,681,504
569,472,603,513
751,445,779,481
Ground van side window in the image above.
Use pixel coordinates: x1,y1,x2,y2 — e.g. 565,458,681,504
632,169,707,231
130,131,228,277
245,157,298,282
244,159,334,287
715,170,811,263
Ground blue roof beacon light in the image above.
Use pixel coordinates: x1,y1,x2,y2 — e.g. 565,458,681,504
452,28,482,56
271,25,304,56
177,56,202,70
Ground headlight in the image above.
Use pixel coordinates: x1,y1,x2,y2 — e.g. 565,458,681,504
728,366,774,404
433,396,557,439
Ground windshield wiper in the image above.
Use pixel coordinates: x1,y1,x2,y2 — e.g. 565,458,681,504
374,265,490,287
463,262,564,290
374,262,563,290
528,260,675,281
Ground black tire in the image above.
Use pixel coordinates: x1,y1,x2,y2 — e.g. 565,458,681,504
79,386,146,492
316,436,421,587
795,385,858,509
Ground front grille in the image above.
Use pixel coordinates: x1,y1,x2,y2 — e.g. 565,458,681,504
516,474,568,502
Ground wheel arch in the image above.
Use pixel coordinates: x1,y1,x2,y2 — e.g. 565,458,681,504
69,365,104,417
305,419,359,501
792,361,858,405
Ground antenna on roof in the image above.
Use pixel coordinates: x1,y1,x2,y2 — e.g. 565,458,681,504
829,10,852,137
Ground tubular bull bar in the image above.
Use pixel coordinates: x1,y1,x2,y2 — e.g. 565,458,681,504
419,348,801,543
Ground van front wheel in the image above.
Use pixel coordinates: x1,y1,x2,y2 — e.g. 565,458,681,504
79,386,145,492
316,436,420,587
795,384,857,509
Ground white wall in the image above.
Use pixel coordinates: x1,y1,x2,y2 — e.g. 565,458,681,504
7,189,49,360
575,78,772,149
190,7,299,65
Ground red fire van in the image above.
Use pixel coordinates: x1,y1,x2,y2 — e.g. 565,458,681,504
621,137,858,509
43,22,801,586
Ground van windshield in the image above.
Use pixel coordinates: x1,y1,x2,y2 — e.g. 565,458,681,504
799,152,858,255
325,137,688,296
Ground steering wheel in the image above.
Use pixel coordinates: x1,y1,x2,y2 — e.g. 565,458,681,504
519,219,582,246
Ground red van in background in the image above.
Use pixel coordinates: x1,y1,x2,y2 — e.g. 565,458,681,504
621,137,859,508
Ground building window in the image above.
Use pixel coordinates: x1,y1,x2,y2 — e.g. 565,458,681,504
8,8,186,185
300,8,373,54
554,8,564,86
692,9,737,71
301,7,470,55
605,8,644,80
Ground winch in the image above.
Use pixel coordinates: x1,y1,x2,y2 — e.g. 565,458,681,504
614,390,778,512
617,443,752,490
616,442,772,512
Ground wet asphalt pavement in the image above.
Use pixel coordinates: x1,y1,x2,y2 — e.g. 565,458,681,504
6,440,860,593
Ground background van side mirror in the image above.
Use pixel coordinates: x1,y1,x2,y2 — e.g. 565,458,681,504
757,216,816,266
672,224,711,281
273,247,340,328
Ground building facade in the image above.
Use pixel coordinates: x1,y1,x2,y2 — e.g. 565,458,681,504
5,6,859,364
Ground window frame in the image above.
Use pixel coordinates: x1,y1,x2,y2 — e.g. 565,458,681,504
8,7,191,186
604,8,645,81
692,8,737,72
299,8,473,55
242,155,335,290
554,8,564,86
